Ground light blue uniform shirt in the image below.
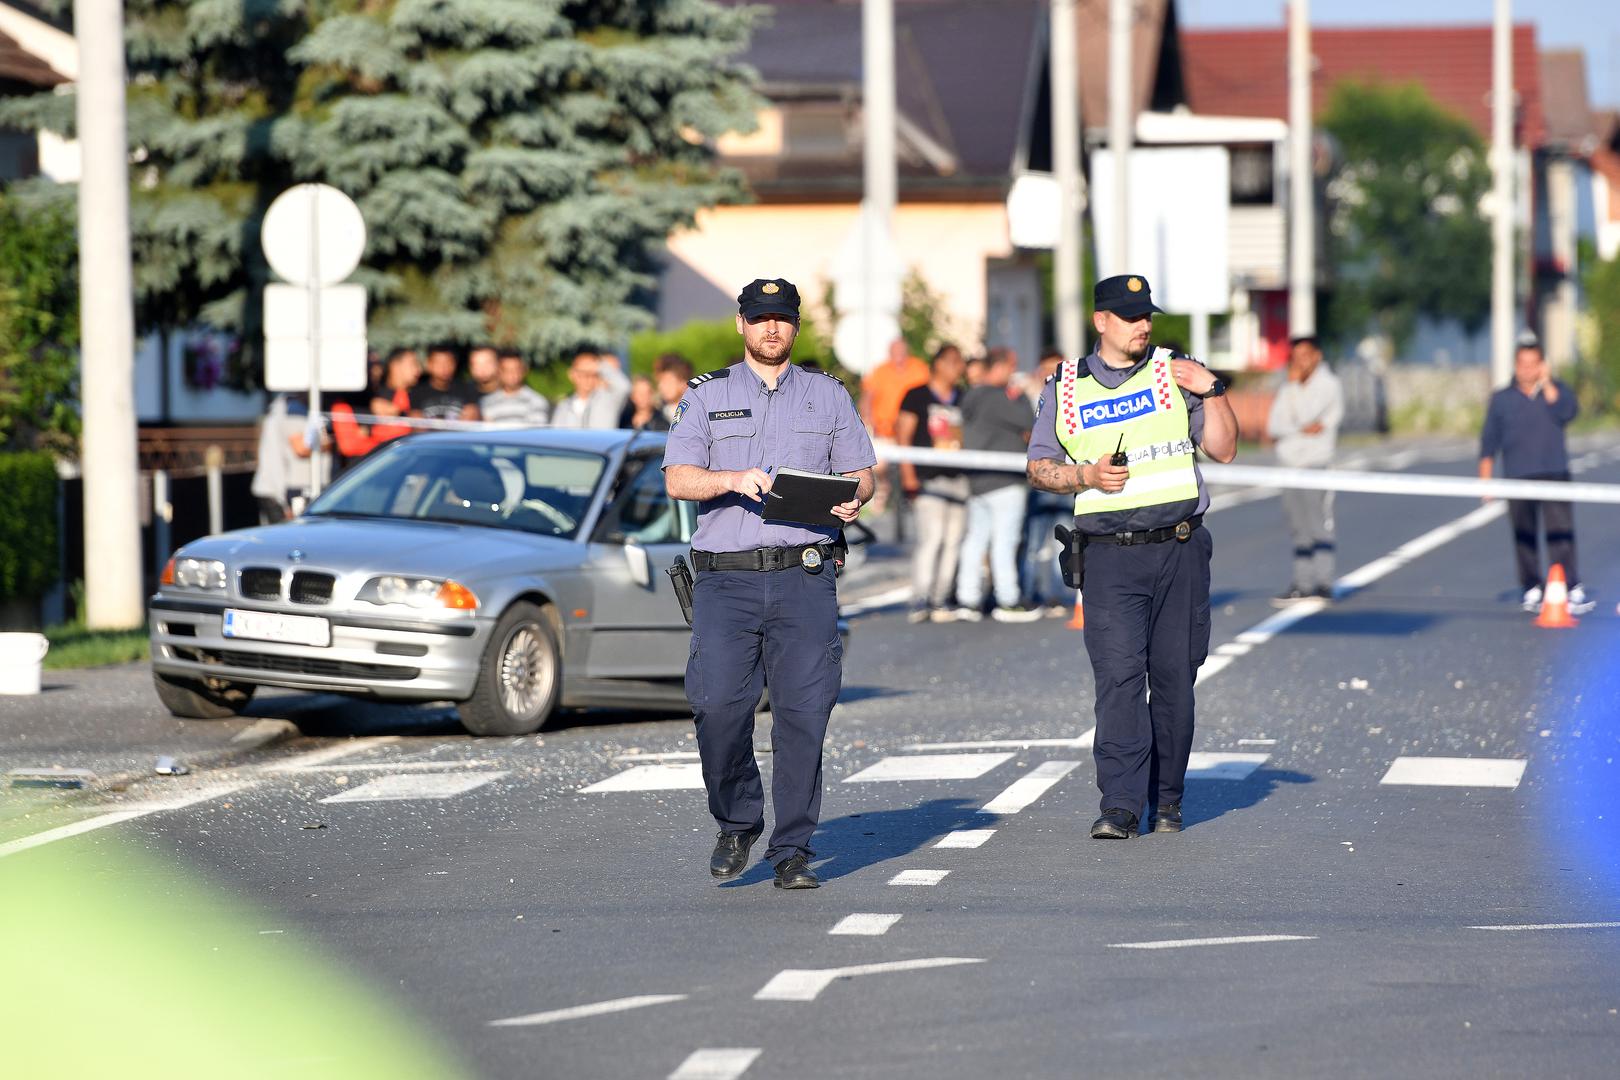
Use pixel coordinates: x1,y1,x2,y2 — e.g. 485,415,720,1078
662,361,876,552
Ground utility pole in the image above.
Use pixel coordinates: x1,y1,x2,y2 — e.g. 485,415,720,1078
862,0,897,225
1288,0,1315,338
1052,0,1085,359
1107,0,1132,273
74,0,143,629
1490,0,1515,387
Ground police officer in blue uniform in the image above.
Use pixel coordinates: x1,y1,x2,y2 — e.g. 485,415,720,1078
1026,275,1238,839
664,278,877,889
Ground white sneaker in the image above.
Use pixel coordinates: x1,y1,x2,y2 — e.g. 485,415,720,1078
906,606,930,624
992,605,1043,623
1569,584,1595,615
954,607,983,623
929,607,960,623
1521,586,1543,613
1043,602,1071,619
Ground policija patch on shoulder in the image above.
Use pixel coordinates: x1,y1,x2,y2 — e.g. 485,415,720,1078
708,409,752,421
672,400,688,426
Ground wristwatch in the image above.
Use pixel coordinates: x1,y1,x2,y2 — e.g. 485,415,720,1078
1201,377,1227,398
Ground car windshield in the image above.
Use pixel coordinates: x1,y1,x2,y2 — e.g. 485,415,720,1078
306,440,609,538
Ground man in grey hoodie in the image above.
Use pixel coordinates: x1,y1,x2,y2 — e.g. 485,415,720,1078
1266,336,1343,604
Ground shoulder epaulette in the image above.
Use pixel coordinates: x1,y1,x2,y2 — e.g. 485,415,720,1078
688,368,730,388
808,367,844,382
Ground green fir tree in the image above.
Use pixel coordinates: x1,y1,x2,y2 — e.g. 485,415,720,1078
3,0,761,372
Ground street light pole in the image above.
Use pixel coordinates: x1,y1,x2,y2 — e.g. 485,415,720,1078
1052,0,1085,359
1288,0,1315,338
73,0,143,629
1107,0,1131,273
1490,0,1515,387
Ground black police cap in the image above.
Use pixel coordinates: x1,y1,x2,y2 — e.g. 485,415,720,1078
1093,274,1164,318
737,278,801,320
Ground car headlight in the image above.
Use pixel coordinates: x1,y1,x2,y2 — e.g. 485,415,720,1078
162,557,227,590
357,576,479,611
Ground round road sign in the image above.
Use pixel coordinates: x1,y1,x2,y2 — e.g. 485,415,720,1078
260,184,367,287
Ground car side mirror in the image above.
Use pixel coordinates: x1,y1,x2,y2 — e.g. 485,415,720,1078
624,541,651,589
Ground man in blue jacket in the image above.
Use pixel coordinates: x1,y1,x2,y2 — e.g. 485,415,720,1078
1478,335,1592,614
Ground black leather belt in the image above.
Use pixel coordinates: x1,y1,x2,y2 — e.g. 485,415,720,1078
1084,515,1203,546
692,544,836,572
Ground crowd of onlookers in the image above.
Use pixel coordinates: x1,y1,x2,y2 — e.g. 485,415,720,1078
862,339,1075,625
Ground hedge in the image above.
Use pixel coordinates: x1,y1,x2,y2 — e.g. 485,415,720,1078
0,451,59,602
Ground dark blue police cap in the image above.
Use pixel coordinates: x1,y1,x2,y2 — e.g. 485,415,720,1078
1093,274,1164,318
737,278,801,320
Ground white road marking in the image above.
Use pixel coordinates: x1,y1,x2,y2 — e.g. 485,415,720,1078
489,994,687,1027
843,753,1013,783
0,782,250,860
1184,752,1270,781
935,829,996,849
1379,756,1527,789
1468,922,1620,931
889,869,950,886
1237,738,1277,747
904,730,1094,751
320,772,508,802
1198,502,1506,687
754,957,985,1002
580,763,706,793
668,1047,762,1080
1214,641,1253,656
611,751,702,763
829,913,902,936
230,718,297,745
978,760,1081,814
1110,934,1316,950
267,735,402,771
1206,485,1280,512
840,584,914,617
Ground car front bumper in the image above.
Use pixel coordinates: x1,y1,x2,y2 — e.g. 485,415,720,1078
148,595,491,701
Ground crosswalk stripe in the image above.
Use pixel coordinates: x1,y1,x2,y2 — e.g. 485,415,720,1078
829,913,902,936
843,753,1013,783
1185,752,1270,781
934,829,996,849
978,760,1080,815
320,772,508,803
1379,757,1527,789
889,869,950,886
580,763,706,793
668,1047,761,1080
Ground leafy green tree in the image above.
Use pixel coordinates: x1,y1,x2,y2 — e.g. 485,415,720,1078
0,187,79,455
1320,81,1492,357
2,0,761,370
1579,244,1620,415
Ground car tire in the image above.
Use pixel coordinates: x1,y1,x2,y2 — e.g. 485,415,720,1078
151,670,255,719
459,601,561,736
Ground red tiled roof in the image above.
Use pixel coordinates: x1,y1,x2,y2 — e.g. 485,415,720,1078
1182,25,1545,149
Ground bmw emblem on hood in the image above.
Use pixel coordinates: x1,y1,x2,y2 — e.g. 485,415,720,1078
288,549,306,562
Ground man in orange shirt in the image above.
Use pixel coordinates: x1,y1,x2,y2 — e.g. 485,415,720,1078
859,338,929,519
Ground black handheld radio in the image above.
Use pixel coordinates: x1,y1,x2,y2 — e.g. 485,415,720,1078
1109,432,1127,467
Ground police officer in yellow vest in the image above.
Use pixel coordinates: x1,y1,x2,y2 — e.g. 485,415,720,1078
1026,275,1238,838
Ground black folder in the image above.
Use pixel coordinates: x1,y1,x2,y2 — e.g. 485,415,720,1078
762,467,859,528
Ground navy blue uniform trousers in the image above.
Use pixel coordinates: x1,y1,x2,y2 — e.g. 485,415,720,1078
687,566,843,867
1081,525,1213,816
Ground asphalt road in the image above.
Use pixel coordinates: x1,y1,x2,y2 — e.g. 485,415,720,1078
4,436,1619,1079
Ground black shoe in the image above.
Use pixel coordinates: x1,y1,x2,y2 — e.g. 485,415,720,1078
1150,803,1182,833
709,824,763,880
1090,808,1139,839
1313,586,1334,601
773,853,820,889
1270,589,1310,607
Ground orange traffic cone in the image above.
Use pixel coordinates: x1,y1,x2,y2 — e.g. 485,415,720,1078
1066,592,1085,630
1535,563,1579,628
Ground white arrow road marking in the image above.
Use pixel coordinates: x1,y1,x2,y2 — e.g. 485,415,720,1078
489,994,687,1027
1379,757,1527,789
889,869,950,886
754,957,986,1002
1110,934,1316,950
904,730,1094,751
843,753,1014,783
829,913,902,936
668,1047,762,1080
580,763,706,793
319,772,508,802
0,782,251,860
978,760,1080,814
1468,922,1620,931
934,829,996,849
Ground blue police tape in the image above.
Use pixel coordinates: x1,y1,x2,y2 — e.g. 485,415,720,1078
872,444,1620,506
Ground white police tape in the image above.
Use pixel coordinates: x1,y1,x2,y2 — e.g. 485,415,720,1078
873,444,1620,506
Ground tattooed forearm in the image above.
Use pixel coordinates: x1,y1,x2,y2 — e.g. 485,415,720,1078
1028,458,1087,494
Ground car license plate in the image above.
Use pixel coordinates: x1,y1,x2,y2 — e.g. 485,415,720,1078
222,608,331,648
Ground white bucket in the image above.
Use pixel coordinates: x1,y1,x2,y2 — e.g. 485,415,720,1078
0,633,49,696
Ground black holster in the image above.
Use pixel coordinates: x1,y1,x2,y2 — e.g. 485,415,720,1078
667,555,695,626
1054,524,1085,591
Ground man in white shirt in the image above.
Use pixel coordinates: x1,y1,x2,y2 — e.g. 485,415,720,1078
480,349,552,426
551,348,630,429
1266,335,1344,604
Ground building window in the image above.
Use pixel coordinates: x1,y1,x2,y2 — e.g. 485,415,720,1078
1230,144,1275,206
